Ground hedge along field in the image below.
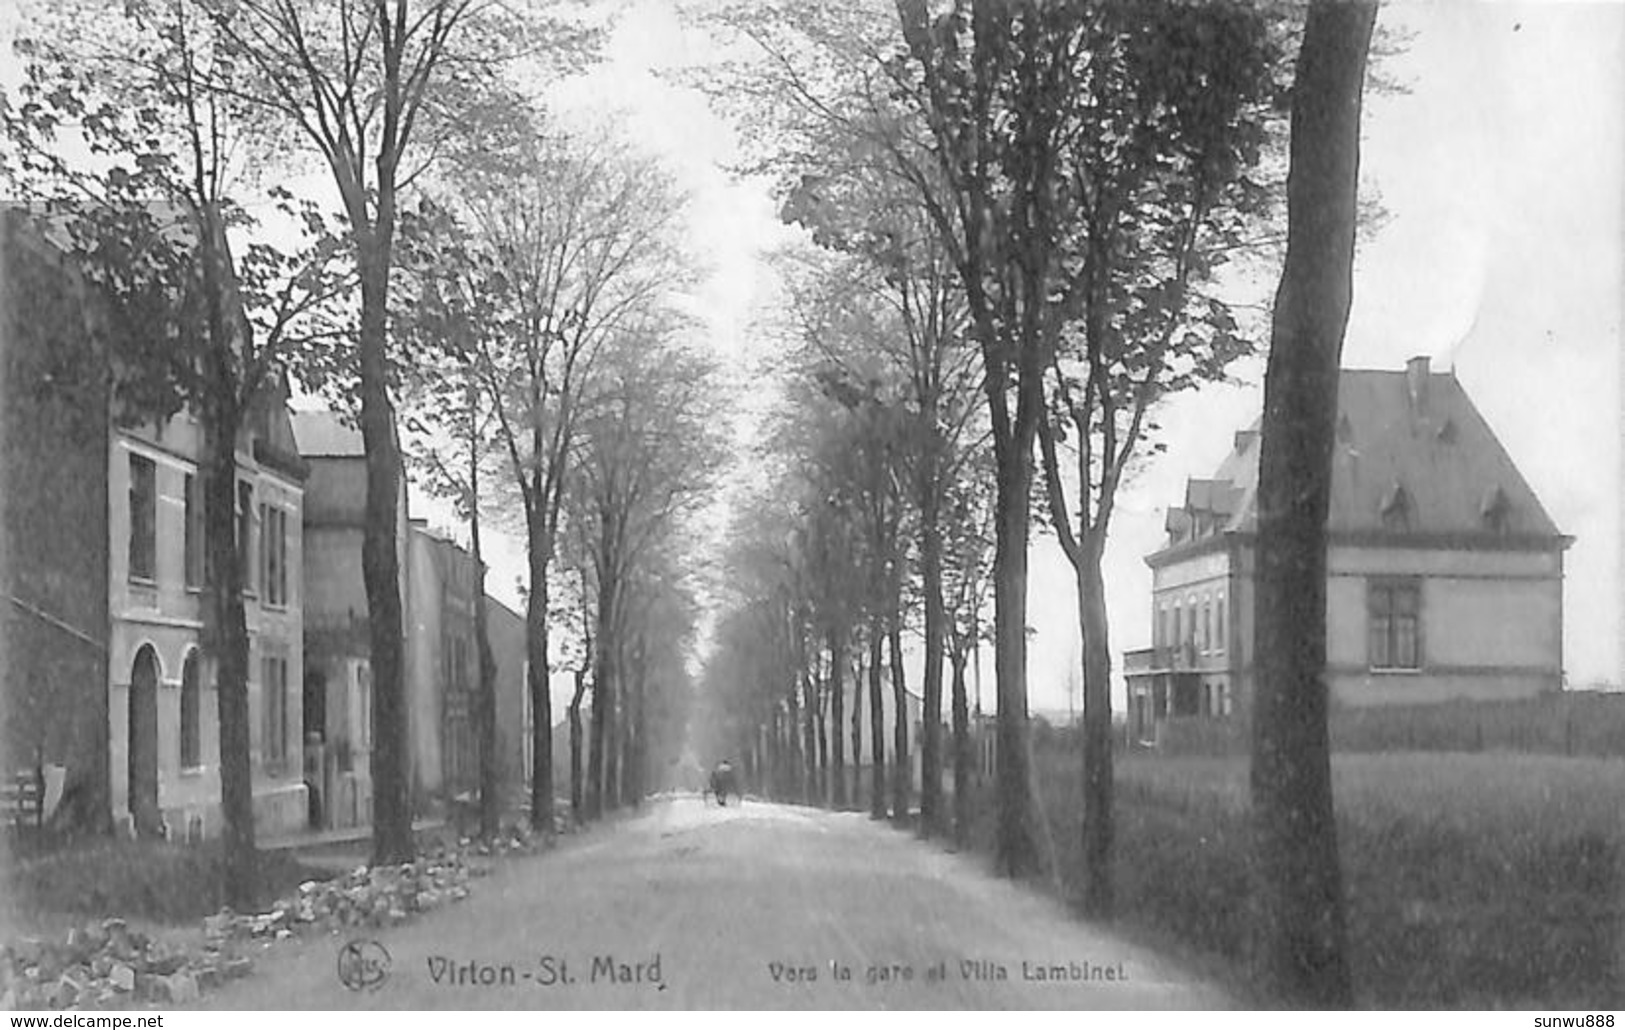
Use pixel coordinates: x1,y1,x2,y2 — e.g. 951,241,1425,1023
980,748,1625,1008
1329,693,1625,757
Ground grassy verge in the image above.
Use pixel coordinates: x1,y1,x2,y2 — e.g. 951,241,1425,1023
3,840,333,926
969,747,1624,1008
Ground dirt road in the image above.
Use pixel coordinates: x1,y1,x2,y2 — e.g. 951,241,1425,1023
198,796,1233,1009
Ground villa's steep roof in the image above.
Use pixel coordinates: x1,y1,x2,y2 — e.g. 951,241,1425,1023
1157,357,1563,555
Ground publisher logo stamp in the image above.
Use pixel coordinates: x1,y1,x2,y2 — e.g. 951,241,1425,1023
337,938,391,992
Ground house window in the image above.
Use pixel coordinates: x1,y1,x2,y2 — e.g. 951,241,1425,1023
263,655,288,769
183,474,204,589
1369,580,1422,670
237,482,255,593
128,454,157,582
180,651,201,769
1214,593,1226,654
261,504,287,607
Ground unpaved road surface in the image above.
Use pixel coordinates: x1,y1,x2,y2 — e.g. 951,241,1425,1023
199,797,1233,1009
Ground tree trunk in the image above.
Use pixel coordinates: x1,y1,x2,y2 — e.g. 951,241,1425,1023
630,645,646,805
569,664,587,820
202,405,255,905
607,635,624,809
763,710,775,799
471,442,499,841
604,672,614,809
867,618,885,819
756,719,766,796
1250,1,1375,1008
851,637,864,811
950,642,972,850
889,616,909,825
802,663,818,805
829,628,846,808
525,508,554,836
992,432,1039,877
358,255,413,866
814,665,829,807
1078,531,1114,919
919,498,946,836
191,214,256,903
781,704,794,800
588,568,615,819
614,637,628,810
609,667,625,809
785,657,802,802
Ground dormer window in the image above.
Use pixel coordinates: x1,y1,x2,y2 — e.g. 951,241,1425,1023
1481,486,1512,534
1380,482,1411,532
1165,507,1193,546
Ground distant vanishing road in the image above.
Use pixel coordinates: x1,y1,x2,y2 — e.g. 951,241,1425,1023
198,797,1233,1009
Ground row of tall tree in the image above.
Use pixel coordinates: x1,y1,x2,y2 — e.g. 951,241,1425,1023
389,127,722,838
2,0,716,907
700,0,1377,1006
702,233,995,848
706,0,1285,889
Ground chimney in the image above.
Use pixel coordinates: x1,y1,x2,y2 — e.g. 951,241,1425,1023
1406,355,1431,411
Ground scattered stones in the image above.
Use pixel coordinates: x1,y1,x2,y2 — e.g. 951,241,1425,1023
49,975,79,1009
1,922,246,1010
218,956,252,980
2,823,541,1011
157,973,199,1005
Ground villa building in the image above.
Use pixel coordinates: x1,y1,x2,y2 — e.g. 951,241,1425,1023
1125,357,1571,745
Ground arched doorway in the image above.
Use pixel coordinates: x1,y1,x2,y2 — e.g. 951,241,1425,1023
128,645,163,838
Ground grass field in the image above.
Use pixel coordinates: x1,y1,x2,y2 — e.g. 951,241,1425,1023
974,748,1625,1008
2,839,331,927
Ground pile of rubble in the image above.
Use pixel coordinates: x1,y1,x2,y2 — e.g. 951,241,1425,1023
1,824,546,1010
465,821,551,856
206,849,479,941
0,918,253,1010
